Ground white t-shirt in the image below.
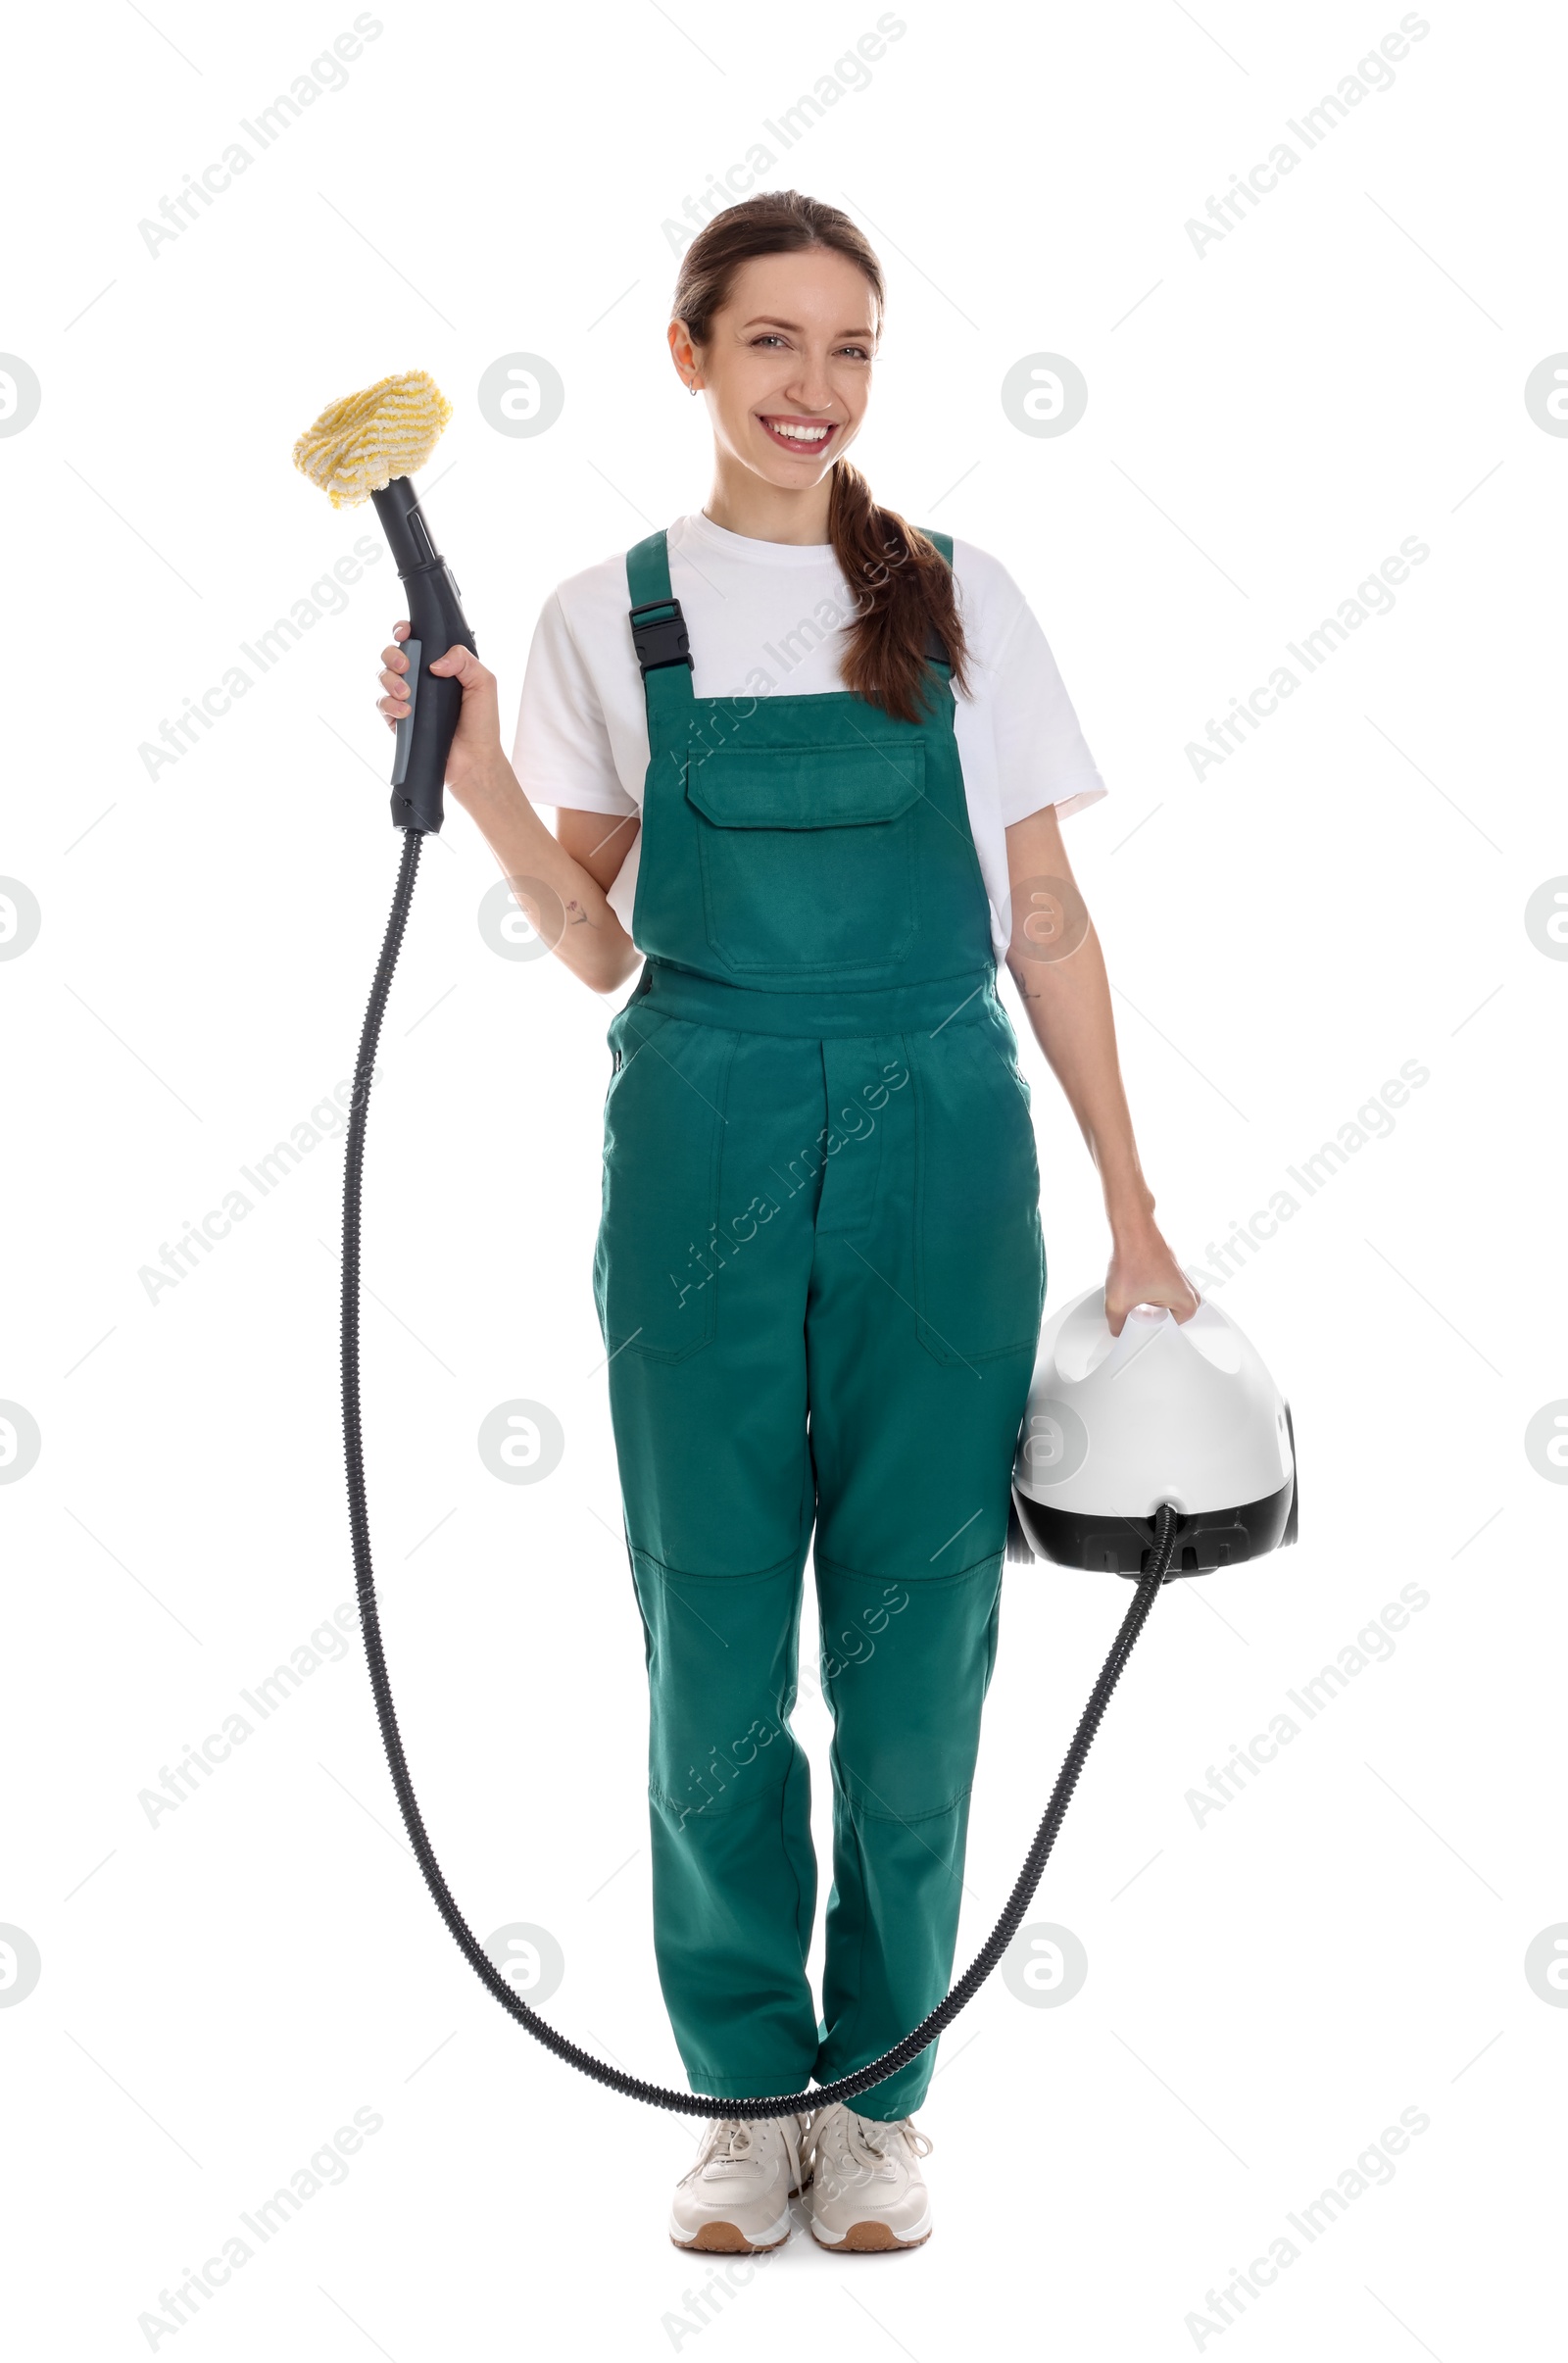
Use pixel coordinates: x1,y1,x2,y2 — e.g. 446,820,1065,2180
510,511,1107,963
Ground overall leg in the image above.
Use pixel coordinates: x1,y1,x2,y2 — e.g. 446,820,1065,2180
804,1006,1046,2118
597,1006,831,2100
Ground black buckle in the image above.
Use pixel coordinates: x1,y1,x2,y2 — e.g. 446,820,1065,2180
629,597,693,677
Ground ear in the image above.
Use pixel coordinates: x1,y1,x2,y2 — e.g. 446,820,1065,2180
667,319,699,383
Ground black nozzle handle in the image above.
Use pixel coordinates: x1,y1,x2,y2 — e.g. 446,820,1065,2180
369,477,476,835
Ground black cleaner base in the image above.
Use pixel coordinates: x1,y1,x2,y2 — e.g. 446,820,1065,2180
342,829,1179,2118
1013,1473,1295,1577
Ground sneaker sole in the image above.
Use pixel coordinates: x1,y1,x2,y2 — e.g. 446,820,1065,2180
669,2190,800,2254
810,2218,931,2251
670,2220,791,2253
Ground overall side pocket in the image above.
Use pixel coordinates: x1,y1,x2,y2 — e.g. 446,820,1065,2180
911,1011,1045,1366
595,1009,736,1362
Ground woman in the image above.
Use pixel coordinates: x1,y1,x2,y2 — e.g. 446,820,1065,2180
375,190,1196,2255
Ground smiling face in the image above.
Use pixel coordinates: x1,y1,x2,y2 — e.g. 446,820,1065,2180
670,246,879,495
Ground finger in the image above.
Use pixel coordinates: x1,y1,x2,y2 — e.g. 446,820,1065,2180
393,620,410,640
426,645,488,684
376,694,408,719
378,666,410,695
380,645,409,671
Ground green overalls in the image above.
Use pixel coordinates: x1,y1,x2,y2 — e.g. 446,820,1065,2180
594,526,1046,2118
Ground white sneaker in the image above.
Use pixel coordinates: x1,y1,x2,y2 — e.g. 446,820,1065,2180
802,2103,934,2250
669,2116,807,2251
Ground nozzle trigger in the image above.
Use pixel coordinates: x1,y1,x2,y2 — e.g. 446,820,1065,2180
390,639,422,790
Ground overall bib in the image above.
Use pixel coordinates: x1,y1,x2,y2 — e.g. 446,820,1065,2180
595,528,1046,2118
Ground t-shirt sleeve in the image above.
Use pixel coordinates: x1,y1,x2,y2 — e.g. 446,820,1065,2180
510,590,638,815
959,545,1108,827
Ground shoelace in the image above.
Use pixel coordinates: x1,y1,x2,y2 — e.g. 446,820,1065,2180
801,2107,933,2178
698,2118,758,2169
689,2117,805,2182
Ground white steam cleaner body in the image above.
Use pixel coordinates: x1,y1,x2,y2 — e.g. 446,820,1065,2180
1010,1287,1298,1577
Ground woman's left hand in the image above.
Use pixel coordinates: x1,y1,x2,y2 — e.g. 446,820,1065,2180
1104,1222,1200,1335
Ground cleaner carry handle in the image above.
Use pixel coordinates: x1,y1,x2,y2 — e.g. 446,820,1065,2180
369,477,475,837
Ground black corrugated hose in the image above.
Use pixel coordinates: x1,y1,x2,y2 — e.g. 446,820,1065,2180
341,827,1177,2118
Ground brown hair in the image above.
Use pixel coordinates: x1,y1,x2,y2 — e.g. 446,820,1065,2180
671,190,971,726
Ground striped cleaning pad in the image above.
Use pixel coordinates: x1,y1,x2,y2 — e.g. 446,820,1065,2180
293,369,452,508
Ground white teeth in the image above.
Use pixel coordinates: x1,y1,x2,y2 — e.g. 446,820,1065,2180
768,419,830,441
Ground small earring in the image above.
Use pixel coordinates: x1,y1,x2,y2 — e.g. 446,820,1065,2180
688,379,699,396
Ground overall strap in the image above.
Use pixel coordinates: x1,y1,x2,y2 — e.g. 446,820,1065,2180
625,528,694,743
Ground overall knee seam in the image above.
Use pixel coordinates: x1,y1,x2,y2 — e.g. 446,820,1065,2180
649,1735,805,1821
833,1771,975,1826
814,1547,1004,1591
631,1545,806,1588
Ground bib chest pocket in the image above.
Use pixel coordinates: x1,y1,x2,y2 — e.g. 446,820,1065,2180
686,741,923,978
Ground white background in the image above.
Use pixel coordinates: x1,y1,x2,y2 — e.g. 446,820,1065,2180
3,1,1564,2354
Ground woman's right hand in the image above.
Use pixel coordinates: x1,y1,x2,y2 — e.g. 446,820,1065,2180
376,620,503,801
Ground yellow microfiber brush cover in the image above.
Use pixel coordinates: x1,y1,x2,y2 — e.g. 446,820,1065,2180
293,369,453,509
